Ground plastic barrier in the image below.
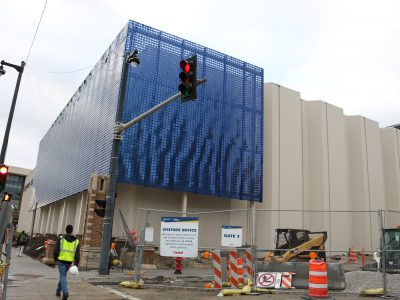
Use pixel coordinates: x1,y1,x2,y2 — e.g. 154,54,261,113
213,250,222,288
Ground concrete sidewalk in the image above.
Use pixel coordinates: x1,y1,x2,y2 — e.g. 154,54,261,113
4,247,131,299
3,247,213,299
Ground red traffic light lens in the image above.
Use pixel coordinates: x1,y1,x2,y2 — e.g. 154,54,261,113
180,60,191,73
0,165,8,175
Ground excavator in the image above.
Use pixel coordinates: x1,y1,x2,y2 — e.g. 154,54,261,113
264,229,327,262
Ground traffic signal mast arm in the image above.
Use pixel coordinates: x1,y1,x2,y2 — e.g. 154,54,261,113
116,78,206,135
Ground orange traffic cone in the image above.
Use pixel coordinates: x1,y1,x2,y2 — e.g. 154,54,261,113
348,247,357,263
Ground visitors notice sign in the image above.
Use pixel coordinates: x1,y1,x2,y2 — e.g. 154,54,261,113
160,217,199,257
221,225,243,247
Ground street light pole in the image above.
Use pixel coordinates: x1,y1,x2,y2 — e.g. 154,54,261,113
97,56,206,274
0,60,25,164
98,54,130,275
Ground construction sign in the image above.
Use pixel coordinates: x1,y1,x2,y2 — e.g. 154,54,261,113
160,217,199,257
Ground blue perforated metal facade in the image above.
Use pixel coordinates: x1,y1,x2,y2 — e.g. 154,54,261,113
34,20,263,207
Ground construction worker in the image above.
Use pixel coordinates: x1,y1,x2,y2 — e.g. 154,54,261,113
53,225,80,300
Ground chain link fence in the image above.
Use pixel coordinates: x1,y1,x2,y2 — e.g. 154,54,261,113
119,208,400,296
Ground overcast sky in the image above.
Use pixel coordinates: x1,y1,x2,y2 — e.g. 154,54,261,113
1,0,400,170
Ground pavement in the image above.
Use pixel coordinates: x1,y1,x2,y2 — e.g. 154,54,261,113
1,248,381,300
4,247,133,299
3,247,214,300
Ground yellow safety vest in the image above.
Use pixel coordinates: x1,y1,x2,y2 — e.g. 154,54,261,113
58,237,79,262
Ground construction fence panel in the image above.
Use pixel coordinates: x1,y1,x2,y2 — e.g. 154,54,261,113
132,208,251,286
129,208,399,295
382,210,400,297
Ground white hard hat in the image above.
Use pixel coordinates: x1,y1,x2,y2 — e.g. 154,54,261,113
69,265,79,276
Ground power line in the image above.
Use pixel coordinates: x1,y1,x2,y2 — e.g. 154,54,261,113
25,0,48,63
26,64,94,74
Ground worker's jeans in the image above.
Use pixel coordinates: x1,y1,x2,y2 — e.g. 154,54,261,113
56,262,70,296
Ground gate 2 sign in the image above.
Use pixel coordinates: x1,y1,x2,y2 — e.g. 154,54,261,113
160,217,199,257
221,225,242,247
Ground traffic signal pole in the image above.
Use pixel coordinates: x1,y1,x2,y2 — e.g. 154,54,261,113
121,78,207,132
98,78,206,275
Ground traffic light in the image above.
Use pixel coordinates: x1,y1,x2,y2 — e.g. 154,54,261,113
2,192,12,202
178,55,197,101
95,199,106,217
0,164,9,192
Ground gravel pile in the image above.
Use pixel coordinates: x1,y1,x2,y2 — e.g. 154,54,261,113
344,271,400,296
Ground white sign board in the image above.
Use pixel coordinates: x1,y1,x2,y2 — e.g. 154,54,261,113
257,272,277,288
160,217,199,257
144,226,154,242
221,226,242,247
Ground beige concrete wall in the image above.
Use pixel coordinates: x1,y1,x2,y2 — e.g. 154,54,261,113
16,167,40,233
258,84,303,249
325,104,351,252
380,128,400,227
301,101,352,252
302,101,330,232
346,116,386,250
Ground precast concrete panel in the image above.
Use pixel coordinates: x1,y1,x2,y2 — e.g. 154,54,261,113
301,101,330,232
326,104,351,253
364,119,385,249
346,116,373,250
229,198,251,245
380,128,400,227
259,83,281,249
279,86,303,228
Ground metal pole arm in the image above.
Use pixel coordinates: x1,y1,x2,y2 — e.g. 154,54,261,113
118,78,207,133
1,60,25,73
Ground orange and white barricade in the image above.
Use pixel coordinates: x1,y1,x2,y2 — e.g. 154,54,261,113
237,257,244,285
229,250,240,288
281,272,294,288
245,249,254,281
212,250,222,288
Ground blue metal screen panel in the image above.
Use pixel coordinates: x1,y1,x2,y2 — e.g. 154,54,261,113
34,26,128,207
119,21,263,201
34,20,263,206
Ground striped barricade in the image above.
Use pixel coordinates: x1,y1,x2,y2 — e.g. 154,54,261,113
212,250,222,288
245,249,254,281
229,250,239,288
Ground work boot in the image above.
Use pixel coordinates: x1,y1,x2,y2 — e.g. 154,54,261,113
62,293,68,300
56,291,61,296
